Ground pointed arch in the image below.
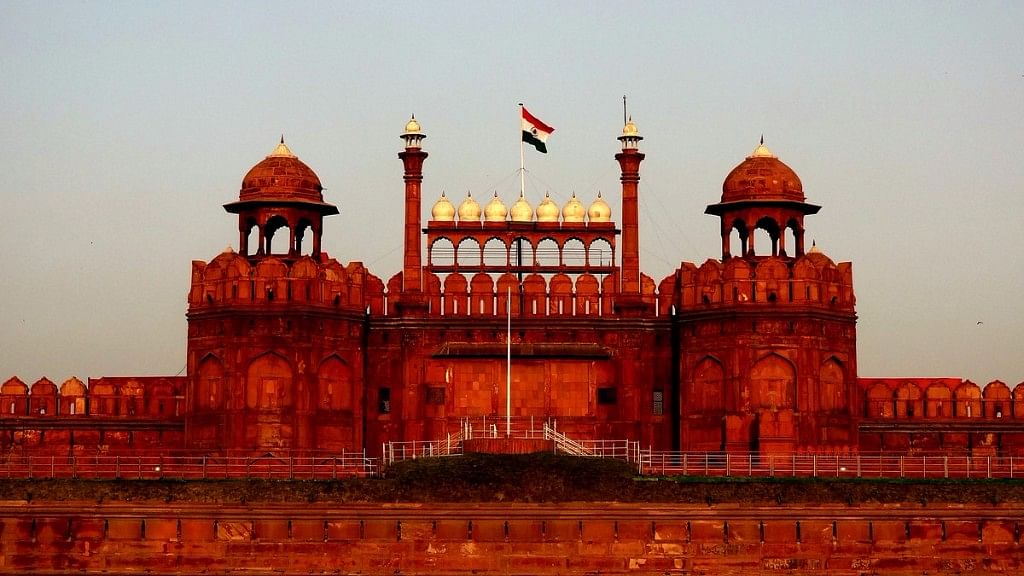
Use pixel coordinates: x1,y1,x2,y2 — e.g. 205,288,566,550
819,357,845,412
954,381,982,418
688,356,725,413
245,352,293,411
749,353,796,411
318,355,352,411
895,381,923,418
196,354,226,411
866,382,894,418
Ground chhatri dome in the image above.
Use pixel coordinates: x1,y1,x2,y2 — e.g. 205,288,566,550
721,138,804,203
484,192,508,222
431,191,455,221
562,192,585,223
240,137,324,203
457,192,481,222
588,191,611,222
510,193,533,222
536,192,559,222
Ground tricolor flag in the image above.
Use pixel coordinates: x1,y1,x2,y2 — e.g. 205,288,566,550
521,106,554,153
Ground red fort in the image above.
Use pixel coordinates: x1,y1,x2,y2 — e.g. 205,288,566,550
3,117,1016,458
1,116,1022,575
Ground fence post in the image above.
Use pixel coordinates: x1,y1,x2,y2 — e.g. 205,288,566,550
1012,457,1015,479
705,453,709,477
812,455,817,478
944,456,948,478
726,453,731,477
682,453,687,476
748,453,752,476
769,455,774,477
856,454,861,478
967,457,971,479
987,456,991,479
50,455,55,479
203,455,207,480
899,456,904,478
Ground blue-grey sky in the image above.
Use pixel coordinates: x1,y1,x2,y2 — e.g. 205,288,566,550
1,2,1022,386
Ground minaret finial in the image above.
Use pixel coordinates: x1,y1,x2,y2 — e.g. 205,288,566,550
280,134,285,144
760,134,764,145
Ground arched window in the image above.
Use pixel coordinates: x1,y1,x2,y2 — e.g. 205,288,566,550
482,238,506,268
265,215,290,255
536,238,560,267
456,237,481,268
563,238,586,268
430,238,455,267
588,239,613,267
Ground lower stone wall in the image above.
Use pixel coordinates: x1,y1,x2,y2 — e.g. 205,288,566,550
0,501,1021,574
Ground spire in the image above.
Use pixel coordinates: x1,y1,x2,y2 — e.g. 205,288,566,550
268,136,296,158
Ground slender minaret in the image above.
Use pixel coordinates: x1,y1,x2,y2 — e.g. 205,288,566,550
399,116,427,292
616,118,644,295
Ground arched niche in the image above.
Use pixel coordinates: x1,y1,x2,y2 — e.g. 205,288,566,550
819,358,845,412
895,382,922,418
954,381,982,418
318,356,352,411
925,383,952,418
983,380,1011,418
197,355,225,412
748,354,795,411
688,356,725,413
245,353,293,411
866,382,893,418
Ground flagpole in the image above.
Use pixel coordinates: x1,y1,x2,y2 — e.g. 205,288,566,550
518,103,525,198
506,286,512,437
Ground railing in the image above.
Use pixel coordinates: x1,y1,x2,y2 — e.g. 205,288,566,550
543,423,592,456
383,418,638,467
640,451,1024,480
0,451,378,480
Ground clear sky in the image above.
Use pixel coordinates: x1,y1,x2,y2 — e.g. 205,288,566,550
1,2,1021,386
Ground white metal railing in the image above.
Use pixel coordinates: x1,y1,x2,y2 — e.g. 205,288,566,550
543,423,593,456
640,451,1024,479
0,451,378,480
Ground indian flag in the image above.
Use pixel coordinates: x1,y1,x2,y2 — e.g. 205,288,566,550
521,106,554,153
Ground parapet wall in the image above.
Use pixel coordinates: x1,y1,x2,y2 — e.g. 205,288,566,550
1,501,1020,574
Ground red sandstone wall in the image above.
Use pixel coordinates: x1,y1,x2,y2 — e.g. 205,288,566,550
1,502,1020,574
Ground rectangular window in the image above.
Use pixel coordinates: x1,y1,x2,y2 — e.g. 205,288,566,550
652,389,664,415
597,387,617,405
378,387,391,414
426,387,445,405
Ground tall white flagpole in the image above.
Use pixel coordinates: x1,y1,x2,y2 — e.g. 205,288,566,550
506,286,512,437
518,103,526,198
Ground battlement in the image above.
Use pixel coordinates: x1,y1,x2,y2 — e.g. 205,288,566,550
860,377,1024,420
188,251,385,314
670,253,855,312
0,376,185,418
388,271,659,318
